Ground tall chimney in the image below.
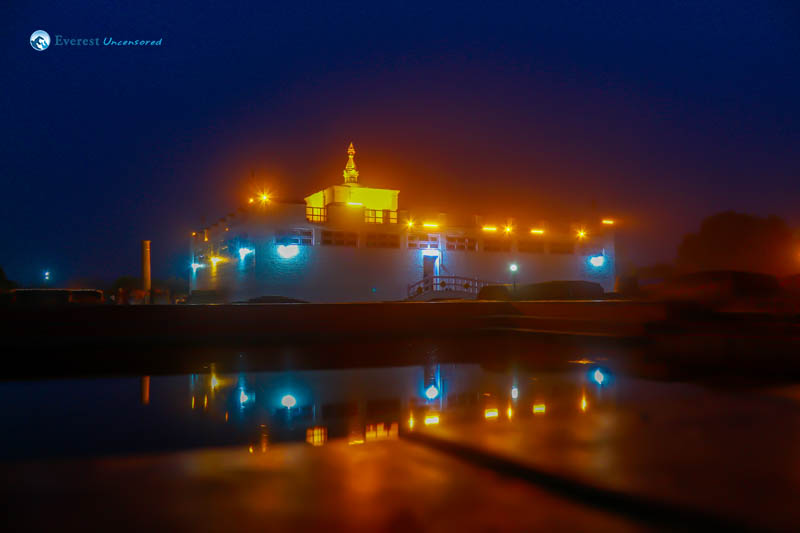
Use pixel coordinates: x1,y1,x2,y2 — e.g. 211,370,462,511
142,240,151,304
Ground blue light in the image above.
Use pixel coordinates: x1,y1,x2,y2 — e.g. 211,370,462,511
191,262,203,274
425,385,439,400
589,255,605,268
238,247,254,261
421,249,439,257
281,394,297,408
593,368,605,385
277,244,300,259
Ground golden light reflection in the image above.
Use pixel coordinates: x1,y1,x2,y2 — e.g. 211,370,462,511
530,228,545,234
225,411,229,422
482,226,497,232
533,403,546,414
248,445,254,454
424,414,440,426
306,426,327,447
422,222,439,228
210,256,224,267
484,408,499,419
191,396,195,409
507,405,513,419
366,422,399,442
348,439,365,446
203,394,208,409
601,219,615,225
568,358,595,365
408,414,415,429
581,394,588,412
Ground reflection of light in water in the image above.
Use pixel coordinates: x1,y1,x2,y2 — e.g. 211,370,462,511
424,414,440,425
533,403,546,414
408,415,415,429
568,359,594,365
203,394,208,409
484,408,499,419
425,385,439,400
281,394,297,408
507,405,513,419
511,386,519,399
366,422,398,442
593,369,605,385
225,411,229,422
581,394,588,412
306,426,327,446
191,396,195,409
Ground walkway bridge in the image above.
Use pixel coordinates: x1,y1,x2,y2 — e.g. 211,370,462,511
407,276,500,301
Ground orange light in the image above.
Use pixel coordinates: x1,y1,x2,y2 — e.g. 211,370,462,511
203,394,208,409
191,396,195,409
504,225,513,234
530,229,544,234
507,405,513,419
306,426,327,447
406,220,415,229
248,445,254,454
192,232,197,236
408,414,415,429
601,219,615,225
581,394,588,412
576,229,587,239
484,408,499,419
482,226,497,232
348,439,365,446
533,403,546,414
210,256,224,267
424,414,440,425
422,223,439,228
248,198,254,204
225,411,229,422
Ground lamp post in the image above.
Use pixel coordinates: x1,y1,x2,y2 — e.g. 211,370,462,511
509,263,518,292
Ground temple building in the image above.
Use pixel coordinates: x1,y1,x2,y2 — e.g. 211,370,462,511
190,143,616,302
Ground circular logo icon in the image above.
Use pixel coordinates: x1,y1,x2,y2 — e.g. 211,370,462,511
30,30,50,51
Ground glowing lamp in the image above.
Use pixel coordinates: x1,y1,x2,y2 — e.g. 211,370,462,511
533,403,546,414
281,394,297,408
593,368,605,385
602,219,615,225
406,220,415,229
425,385,439,400
530,229,544,234
238,247,254,261
581,394,588,412
424,414,440,426
191,262,203,273
276,244,300,259
509,263,518,272
248,198,254,204
484,408,499,419
482,226,497,232
210,256,223,267
346,202,363,206
511,386,519,399
577,229,587,239
504,225,513,234
422,223,439,228
589,255,605,268
259,193,270,204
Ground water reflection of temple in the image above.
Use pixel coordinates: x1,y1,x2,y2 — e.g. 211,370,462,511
175,361,613,450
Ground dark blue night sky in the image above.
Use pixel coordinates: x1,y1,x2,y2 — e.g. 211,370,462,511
2,1,798,285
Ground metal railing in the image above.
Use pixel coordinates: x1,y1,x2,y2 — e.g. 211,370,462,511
407,276,499,299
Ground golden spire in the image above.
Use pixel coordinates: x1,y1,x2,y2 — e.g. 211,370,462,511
343,142,359,184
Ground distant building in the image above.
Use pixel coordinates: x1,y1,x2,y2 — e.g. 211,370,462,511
190,143,615,302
